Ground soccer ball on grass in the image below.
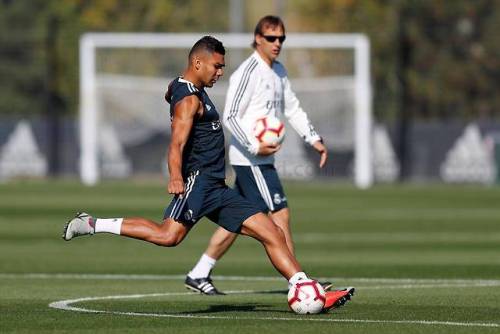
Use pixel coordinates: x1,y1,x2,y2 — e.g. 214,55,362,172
253,115,285,145
287,279,326,314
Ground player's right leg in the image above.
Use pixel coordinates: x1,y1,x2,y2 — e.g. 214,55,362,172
63,212,191,247
212,186,350,301
234,165,294,255
240,212,301,280
236,166,334,290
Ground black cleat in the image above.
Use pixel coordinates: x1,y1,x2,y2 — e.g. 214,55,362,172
184,276,225,295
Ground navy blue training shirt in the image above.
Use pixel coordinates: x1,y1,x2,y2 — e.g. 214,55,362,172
165,77,225,180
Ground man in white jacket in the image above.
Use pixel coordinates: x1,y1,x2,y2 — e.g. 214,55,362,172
185,16,347,300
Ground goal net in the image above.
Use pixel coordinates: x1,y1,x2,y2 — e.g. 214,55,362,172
79,33,372,187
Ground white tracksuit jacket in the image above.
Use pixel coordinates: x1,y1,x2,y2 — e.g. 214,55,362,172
223,51,321,166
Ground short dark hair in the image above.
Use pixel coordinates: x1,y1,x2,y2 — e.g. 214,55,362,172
189,36,225,59
252,15,285,48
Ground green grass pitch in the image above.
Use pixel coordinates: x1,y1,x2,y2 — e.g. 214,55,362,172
1,180,500,333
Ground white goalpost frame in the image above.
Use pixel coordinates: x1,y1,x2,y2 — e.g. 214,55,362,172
79,33,373,188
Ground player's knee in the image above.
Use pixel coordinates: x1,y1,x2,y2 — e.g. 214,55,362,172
272,207,290,225
153,218,189,247
242,212,285,244
271,223,286,242
262,219,286,245
277,207,290,219
156,231,182,247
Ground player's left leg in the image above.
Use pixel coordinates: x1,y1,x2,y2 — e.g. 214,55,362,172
121,216,191,247
63,212,192,247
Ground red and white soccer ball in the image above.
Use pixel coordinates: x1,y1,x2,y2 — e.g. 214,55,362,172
253,115,285,145
287,279,326,314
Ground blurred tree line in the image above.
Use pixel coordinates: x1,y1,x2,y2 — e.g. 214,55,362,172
0,0,498,121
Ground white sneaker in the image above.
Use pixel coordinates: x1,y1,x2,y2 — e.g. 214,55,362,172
62,212,95,241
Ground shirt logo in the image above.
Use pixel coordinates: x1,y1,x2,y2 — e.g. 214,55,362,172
266,100,281,110
212,120,221,130
308,124,318,137
205,104,212,111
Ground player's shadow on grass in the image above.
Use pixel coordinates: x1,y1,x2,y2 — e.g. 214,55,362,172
180,303,289,314
167,289,293,315
254,289,288,295
179,303,274,314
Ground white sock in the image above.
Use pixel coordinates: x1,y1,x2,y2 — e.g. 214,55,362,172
288,271,309,289
95,218,123,235
188,254,217,279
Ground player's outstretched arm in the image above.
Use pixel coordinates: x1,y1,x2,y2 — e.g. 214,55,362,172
168,95,200,194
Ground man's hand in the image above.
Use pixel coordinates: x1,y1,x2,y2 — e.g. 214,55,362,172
312,140,328,168
258,142,281,156
168,177,185,195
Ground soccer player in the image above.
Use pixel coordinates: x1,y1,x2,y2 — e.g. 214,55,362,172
184,16,351,299
62,35,353,312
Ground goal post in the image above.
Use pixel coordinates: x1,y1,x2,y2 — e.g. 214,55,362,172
79,32,373,188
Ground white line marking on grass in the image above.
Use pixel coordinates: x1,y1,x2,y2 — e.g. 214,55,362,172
6,273,500,291
4,273,500,286
0,273,190,281
367,282,500,289
5,273,500,291
294,232,500,243
48,291,500,328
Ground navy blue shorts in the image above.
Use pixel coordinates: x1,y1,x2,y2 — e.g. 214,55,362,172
233,164,288,213
163,171,260,233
